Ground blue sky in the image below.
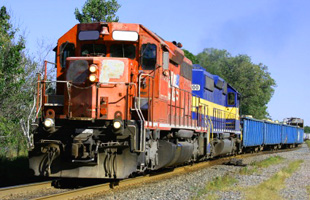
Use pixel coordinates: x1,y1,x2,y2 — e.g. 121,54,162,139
2,0,309,125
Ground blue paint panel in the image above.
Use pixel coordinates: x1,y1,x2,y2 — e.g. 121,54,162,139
297,128,304,144
242,118,264,147
281,125,297,144
212,75,225,105
264,122,282,145
192,69,204,99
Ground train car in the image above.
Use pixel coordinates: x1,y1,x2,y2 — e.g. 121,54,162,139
263,121,282,149
191,64,241,157
283,117,304,145
281,124,297,147
26,22,195,179
241,117,264,152
283,117,304,128
297,128,304,144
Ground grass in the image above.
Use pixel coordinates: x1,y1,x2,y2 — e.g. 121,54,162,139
240,156,285,175
192,156,286,199
244,160,304,200
305,140,310,149
193,175,237,200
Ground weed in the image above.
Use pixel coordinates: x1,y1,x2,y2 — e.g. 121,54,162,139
307,185,310,197
240,156,284,175
193,175,237,200
305,140,310,149
244,160,303,200
252,156,284,168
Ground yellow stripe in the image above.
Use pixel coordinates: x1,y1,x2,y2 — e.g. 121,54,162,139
192,96,239,119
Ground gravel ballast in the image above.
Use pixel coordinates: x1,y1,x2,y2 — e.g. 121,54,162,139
94,144,310,200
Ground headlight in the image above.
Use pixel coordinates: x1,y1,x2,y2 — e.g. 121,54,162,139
89,64,97,73
44,118,54,128
89,74,97,82
113,121,122,129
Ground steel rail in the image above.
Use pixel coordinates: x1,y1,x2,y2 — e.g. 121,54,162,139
0,181,53,199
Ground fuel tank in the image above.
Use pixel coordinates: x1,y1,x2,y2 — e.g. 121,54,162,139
155,140,194,169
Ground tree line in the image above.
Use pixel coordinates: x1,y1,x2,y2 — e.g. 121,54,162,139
0,6,38,157
0,0,288,158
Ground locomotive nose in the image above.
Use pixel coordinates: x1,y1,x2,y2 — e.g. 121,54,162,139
64,57,132,120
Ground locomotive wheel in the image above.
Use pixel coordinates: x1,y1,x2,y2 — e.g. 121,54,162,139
109,180,120,189
52,179,62,188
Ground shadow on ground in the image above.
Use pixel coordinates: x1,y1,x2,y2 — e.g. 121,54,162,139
0,156,48,187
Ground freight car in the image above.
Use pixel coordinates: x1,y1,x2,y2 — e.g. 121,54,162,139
242,117,304,152
22,22,303,180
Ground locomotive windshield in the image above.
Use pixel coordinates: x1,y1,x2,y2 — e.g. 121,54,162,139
110,44,136,59
81,44,106,56
78,30,100,41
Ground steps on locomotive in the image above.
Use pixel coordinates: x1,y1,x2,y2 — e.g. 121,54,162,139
44,95,64,106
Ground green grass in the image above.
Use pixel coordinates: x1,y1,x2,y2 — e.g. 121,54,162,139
244,160,304,200
307,186,310,198
192,156,286,199
305,140,310,149
240,156,284,175
193,175,237,200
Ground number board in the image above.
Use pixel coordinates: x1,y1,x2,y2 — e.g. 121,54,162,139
191,84,200,91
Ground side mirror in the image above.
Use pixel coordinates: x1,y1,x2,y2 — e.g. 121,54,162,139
163,51,169,70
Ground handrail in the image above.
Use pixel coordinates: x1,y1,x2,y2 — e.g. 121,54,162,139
168,83,197,128
212,107,237,132
136,73,155,152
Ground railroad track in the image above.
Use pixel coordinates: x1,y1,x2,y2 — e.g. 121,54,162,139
0,181,53,199
29,153,264,200
1,147,300,200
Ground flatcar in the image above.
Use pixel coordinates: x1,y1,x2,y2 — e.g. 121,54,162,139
23,22,303,180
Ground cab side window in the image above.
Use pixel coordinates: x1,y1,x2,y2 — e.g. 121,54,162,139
60,43,75,68
228,92,235,105
141,44,157,70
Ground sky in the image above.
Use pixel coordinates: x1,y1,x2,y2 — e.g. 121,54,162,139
2,0,310,125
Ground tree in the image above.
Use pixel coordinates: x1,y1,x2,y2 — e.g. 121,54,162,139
183,49,199,64
74,0,121,23
0,6,38,157
194,48,276,119
305,126,310,133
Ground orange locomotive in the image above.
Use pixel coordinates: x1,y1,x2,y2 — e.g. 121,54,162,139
27,22,230,179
